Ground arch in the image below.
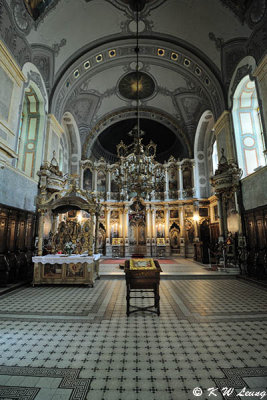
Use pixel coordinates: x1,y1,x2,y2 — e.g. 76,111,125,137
16,77,46,180
228,56,257,109
232,75,266,177
62,112,82,175
82,107,192,160
194,110,215,198
22,62,48,113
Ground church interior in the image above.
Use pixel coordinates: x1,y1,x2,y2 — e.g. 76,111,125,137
0,0,267,399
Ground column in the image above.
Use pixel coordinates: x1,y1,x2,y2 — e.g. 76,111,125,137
124,206,129,256
94,211,99,254
217,194,225,240
151,207,156,256
119,210,123,237
81,168,84,190
106,208,111,240
178,165,183,199
192,161,196,197
93,169,97,192
151,208,156,238
124,207,129,239
164,206,170,256
37,210,45,256
164,207,170,238
88,216,94,256
193,202,199,241
106,170,111,201
164,167,169,200
179,205,185,257
105,208,112,256
146,206,151,238
146,205,151,256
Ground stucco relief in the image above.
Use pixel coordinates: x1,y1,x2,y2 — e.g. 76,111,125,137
0,0,32,67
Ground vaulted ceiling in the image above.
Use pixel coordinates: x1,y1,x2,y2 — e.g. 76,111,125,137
7,0,265,162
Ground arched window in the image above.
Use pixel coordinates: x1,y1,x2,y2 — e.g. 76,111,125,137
212,140,218,174
17,84,45,179
232,76,266,177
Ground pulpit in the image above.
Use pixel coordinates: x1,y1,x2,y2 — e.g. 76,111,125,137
124,258,161,316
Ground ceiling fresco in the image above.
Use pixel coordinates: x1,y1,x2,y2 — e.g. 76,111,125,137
3,0,266,163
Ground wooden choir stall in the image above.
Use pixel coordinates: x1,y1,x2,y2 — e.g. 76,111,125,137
124,258,162,316
33,175,101,287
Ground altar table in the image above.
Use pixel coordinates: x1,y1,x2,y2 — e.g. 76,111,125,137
32,254,101,286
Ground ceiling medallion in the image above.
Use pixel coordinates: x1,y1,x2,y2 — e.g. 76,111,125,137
118,71,155,100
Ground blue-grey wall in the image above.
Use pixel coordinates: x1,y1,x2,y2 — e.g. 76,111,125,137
0,166,38,212
241,166,267,210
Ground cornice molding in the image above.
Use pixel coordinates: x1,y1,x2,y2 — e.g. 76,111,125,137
0,40,26,85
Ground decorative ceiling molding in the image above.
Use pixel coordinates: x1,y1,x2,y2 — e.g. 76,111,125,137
84,0,166,17
51,38,225,123
0,0,32,67
219,0,267,28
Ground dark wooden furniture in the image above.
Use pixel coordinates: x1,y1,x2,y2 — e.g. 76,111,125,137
124,258,162,316
0,204,36,285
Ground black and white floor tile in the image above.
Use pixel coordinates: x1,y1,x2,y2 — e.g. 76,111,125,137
0,276,267,400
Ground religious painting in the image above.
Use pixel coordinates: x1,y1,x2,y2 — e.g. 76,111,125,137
170,210,178,219
185,209,193,218
68,210,77,219
66,263,84,278
156,223,164,238
156,210,164,220
112,238,123,246
23,0,53,20
169,168,178,191
138,222,146,245
130,200,145,212
110,223,119,239
43,264,62,279
97,170,106,192
182,166,192,189
111,210,119,219
170,229,180,249
157,238,165,246
129,258,156,270
129,221,137,245
83,169,92,191
199,208,209,217
111,172,119,192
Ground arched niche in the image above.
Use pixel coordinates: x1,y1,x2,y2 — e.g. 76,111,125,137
194,110,215,198
62,112,82,175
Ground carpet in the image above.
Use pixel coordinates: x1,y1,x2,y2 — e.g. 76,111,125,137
101,259,178,264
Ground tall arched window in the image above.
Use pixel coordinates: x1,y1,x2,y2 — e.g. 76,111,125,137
232,76,266,177
212,140,218,174
17,84,45,179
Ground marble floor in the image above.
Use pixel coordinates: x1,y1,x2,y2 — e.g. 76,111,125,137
0,263,267,400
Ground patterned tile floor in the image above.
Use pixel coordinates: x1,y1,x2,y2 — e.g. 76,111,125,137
0,277,267,400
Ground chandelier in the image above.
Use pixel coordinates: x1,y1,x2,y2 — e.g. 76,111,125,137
114,1,165,199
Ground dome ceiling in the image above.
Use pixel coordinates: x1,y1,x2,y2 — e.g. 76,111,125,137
92,118,187,163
